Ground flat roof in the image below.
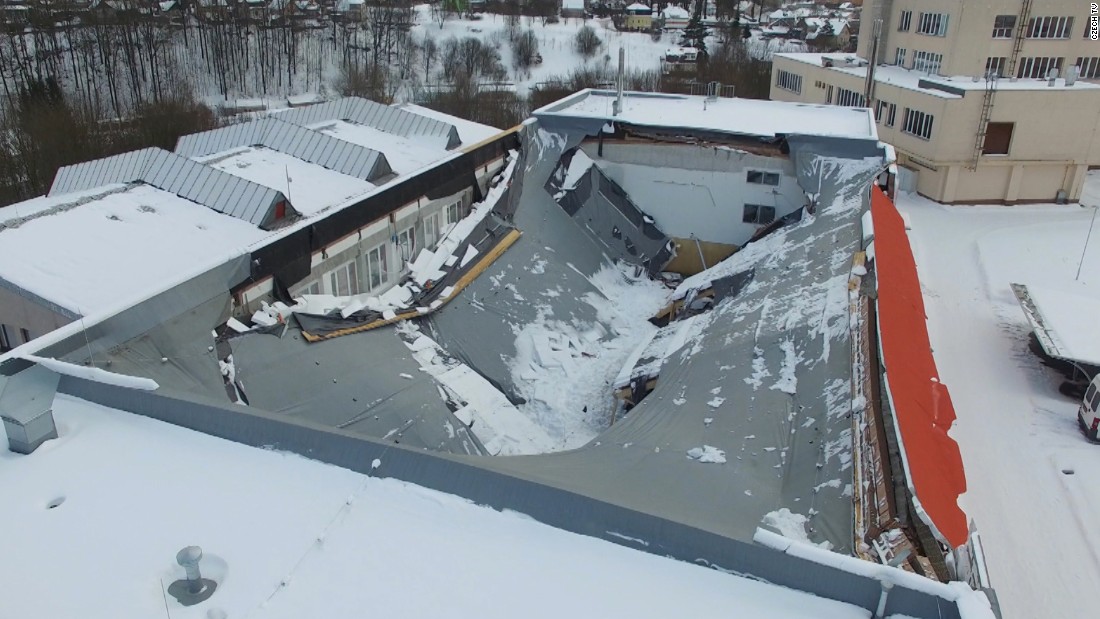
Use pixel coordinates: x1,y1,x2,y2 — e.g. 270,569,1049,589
0,394,875,619
535,89,877,140
776,53,1100,99
199,146,376,217
0,184,268,315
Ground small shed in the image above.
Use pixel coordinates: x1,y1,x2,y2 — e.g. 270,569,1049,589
0,363,60,454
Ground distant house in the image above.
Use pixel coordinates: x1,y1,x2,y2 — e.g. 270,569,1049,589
335,0,365,20
561,0,585,19
661,3,690,29
623,2,652,31
797,17,851,50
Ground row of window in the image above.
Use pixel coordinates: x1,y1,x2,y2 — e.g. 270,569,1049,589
874,98,934,141
742,204,777,225
891,47,943,74
898,10,949,36
297,199,463,298
993,15,1078,39
985,56,1100,79
776,69,803,94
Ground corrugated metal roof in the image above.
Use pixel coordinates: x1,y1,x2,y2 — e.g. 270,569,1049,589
276,97,461,149
175,117,392,182
48,148,294,229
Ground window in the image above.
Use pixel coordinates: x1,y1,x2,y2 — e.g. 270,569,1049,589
444,200,462,226
825,84,833,104
294,281,323,297
894,47,907,66
902,108,934,140
985,57,1007,78
742,204,776,225
747,170,780,186
836,87,866,107
0,324,12,352
898,10,911,32
1076,57,1100,79
776,69,803,93
20,328,31,344
1017,56,1064,79
396,225,415,264
874,100,896,126
1087,382,1097,406
1027,16,1072,39
329,260,360,296
916,12,949,36
422,212,439,248
992,15,1016,38
912,50,943,74
366,244,389,291
982,122,1014,155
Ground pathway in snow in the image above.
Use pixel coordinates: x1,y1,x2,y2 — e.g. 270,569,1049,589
899,184,1100,619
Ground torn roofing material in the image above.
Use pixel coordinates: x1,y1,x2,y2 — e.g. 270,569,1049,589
870,188,967,548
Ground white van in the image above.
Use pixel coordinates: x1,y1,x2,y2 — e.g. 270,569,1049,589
1080,375,1100,442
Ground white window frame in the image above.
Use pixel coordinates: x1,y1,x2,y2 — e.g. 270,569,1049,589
894,47,907,66
444,200,462,227
366,243,389,291
0,324,12,351
992,15,1015,38
912,50,943,74
746,170,780,186
396,225,416,265
902,108,934,140
875,100,896,126
835,87,865,107
897,10,911,32
1016,56,1064,79
985,57,1007,78
422,212,439,249
916,12,948,36
1027,16,1072,39
776,69,802,94
329,259,360,297
1076,57,1100,79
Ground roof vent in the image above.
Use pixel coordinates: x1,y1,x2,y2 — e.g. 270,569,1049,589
167,546,218,606
1066,65,1079,86
1047,67,1058,86
0,364,60,455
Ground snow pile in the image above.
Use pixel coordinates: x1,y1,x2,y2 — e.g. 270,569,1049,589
761,508,832,550
508,263,670,449
396,323,556,456
562,150,594,190
22,355,159,391
686,445,727,464
770,339,802,395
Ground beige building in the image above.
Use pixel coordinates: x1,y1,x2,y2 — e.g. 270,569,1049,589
623,2,653,31
769,0,1100,204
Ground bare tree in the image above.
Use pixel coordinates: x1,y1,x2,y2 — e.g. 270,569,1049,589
574,25,601,58
510,29,539,76
422,34,439,79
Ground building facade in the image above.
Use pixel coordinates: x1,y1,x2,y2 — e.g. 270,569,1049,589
769,0,1100,204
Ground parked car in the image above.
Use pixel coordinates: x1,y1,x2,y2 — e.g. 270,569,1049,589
1079,374,1100,442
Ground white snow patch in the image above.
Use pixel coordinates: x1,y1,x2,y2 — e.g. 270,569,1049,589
687,445,727,464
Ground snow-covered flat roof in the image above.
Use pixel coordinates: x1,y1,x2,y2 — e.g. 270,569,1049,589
536,89,877,140
199,146,376,217
777,53,1100,98
0,184,269,315
1012,282,1100,366
395,103,504,147
0,394,876,619
311,120,450,175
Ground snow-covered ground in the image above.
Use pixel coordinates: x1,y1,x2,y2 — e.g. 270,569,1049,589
0,394,880,619
898,172,1100,619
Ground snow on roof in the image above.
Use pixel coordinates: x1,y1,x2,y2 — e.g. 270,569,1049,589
199,146,375,217
0,393,879,619
311,120,448,175
0,184,269,315
395,103,503,147
777,53,1100,96
625,2,651,12
1013,283,1100,366
537,89,877,140
562,0,584,9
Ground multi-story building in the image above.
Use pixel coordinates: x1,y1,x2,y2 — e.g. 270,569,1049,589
770,0,1100,204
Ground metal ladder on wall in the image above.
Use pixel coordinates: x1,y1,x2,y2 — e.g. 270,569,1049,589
969,0,1032,170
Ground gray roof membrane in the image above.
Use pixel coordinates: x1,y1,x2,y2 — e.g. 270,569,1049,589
480,150,884,551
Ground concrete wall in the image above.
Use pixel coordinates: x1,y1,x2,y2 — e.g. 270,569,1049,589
55,374,969,619
0,285,75,349
581,143,804,246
